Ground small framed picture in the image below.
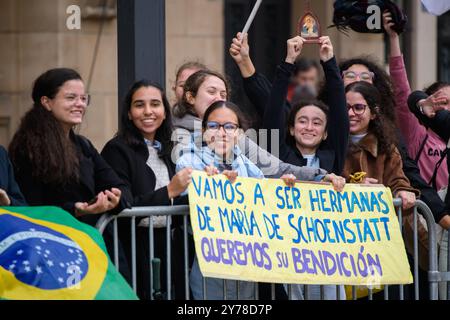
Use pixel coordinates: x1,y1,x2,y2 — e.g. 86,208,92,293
298,11,321,44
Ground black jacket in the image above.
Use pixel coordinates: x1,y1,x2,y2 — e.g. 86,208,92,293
101,135,189,300
101,135,187,208
0,146,27,206
259,57,349,174
12,131,131,226
408,90,450,214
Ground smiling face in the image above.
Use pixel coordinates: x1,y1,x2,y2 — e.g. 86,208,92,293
187,75,227,119
346,91,375,135
203,107,239,158
41,79,88,132
342,64,373,87
289,105,327,153
128,86,166,141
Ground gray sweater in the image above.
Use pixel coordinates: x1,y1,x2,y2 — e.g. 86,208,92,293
172,113,327,180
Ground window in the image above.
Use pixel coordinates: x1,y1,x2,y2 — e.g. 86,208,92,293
438,11,450,82
224,0,290,128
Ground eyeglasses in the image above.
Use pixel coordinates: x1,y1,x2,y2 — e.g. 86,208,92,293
342,71,375,82
64,94,90,106
347,103,367,115
205,121,239,134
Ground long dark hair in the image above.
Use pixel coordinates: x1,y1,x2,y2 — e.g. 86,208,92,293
340,56,396,123
118,80,173,158
173,70,230,119
345,81,397,153
286,99,329,148
9,68,83,185
201,100,249,131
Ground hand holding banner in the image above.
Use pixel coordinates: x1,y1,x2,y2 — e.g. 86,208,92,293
188,171,413,286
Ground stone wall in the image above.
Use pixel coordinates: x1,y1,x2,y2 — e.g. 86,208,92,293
0,0,439,150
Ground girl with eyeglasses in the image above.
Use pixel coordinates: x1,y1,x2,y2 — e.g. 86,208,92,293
9,68,129,220
176,100,261,300
8,68,132,281
340,14,449,298
343,81,418,208
339,13,449,229
172,69,333,182
176,100,322,300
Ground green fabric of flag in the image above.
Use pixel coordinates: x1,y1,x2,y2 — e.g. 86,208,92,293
0,206,138,300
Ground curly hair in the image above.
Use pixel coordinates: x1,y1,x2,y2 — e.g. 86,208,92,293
9,68,82,185
345,81,397,154
118,80,173,158
339,56,397,123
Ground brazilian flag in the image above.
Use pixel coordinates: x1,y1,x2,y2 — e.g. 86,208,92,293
0,206,138,300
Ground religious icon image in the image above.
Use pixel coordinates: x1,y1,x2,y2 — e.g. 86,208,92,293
301,15,319,37
297,1,321,44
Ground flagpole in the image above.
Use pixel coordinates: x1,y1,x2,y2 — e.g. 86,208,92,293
241,0,263,41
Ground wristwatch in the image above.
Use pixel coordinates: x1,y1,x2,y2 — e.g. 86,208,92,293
417,100,425,114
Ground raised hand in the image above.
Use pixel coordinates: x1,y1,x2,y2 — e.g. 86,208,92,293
229,32,255,77
229,32,250,64
318,36,334,62
285,36,305,64
382,10,397,38
418,89,450,118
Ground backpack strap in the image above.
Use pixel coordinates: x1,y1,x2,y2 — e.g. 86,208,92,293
428,147,449,190
415,134,429,163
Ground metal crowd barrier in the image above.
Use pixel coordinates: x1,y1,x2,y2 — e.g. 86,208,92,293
95,199,448,300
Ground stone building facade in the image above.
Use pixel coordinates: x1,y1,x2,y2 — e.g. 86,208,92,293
0,0,441,149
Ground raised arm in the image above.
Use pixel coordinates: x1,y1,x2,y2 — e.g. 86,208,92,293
261,36,304,157
383,11,426,154
408,90,450,142
319,36,349,174
229,32,272,113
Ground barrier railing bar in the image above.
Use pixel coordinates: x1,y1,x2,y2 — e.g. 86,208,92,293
95,199,441,301
131,216,137,293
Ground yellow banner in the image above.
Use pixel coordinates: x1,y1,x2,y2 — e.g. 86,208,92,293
188,171,413,286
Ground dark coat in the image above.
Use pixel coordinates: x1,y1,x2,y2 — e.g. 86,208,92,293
101,135,188,300
343,133,419,196
101,135,187,207
409,90,450,212
0,146,27,206
11,131,133,283
259,57,349,174
11,131,131,226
